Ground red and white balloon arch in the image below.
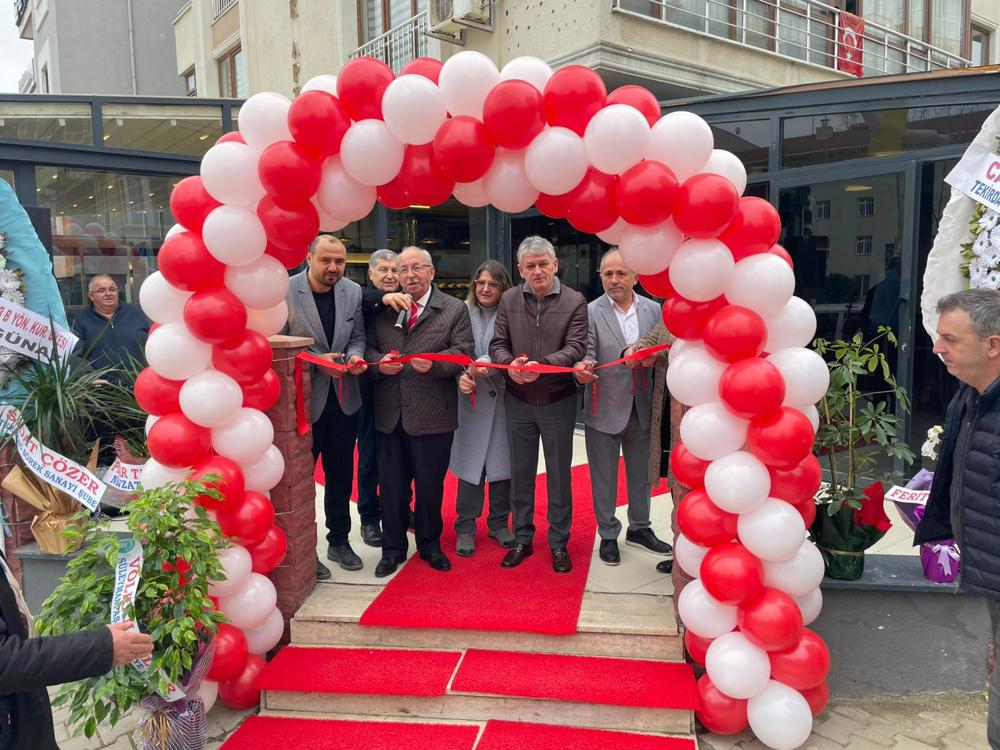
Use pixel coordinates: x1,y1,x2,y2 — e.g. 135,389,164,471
135,51,831,743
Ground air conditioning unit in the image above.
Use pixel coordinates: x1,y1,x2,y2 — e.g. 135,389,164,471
428,0,494,45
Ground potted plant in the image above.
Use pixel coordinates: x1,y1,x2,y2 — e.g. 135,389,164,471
811,326,915,580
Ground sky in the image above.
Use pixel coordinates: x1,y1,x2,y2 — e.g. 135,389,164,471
0,3,35,93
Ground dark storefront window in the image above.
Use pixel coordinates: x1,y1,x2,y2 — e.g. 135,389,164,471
509,215,606,302
333,213,380,286
0,102,93,145
101,103,223,157
387,200,479,299
0,170,12,189
711,120,770,175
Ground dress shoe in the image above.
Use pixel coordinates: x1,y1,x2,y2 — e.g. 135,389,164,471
360,523,383,548
419,550,452,571
656,559,673,574
598,539,620,566
488,528,515,548
456,532,475,557
551,547,572,574
625,528,673,555
327,543,363,571
315,559,332,581
374,557,401,578
501,543,533,568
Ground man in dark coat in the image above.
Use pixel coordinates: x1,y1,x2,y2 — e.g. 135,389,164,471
71,274,150,379
916,288,1000,749
0,549,153,748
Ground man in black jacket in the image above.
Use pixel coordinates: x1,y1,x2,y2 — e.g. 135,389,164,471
0,549,153,748
71,274,150,380
916,288,1000,749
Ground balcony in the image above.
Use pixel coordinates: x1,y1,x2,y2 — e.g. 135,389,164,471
212,0,237,22
351,10,429,73
15,0,32,40
612,0,970,78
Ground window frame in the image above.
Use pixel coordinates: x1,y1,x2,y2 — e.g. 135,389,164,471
183,67,197,97
855,234,874,255
857,196,875,217
218,45,243,98
357,0,423,44
971,22,992,65
816,199,831,219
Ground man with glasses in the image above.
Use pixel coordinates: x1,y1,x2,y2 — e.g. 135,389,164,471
72,274,149,382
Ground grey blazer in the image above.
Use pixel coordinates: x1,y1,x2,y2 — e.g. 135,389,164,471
582,293,661,435
283,271,366,421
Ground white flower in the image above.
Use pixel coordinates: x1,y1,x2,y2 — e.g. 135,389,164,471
4,289,25,306
982,210,1000,231
921,425,943,461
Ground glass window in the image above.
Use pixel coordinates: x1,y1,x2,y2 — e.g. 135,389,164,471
0,102,93,145
709,119,770,175
0,170,13,189
930,0,962,55
184,68,197,97
219,46,245,98
101,103,223,157
857,196,874,217
328,214,379,286
864,0,904,32
972,25,991,66
908,0,925,42
360,0,385,43
509,215,606,302
386,199,478,299
778,1,809,61
816,199,831,219
742,0,774,51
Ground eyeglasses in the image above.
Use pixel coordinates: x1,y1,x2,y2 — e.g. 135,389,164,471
92,287,119,295
475,280,500,289
397,263,431,275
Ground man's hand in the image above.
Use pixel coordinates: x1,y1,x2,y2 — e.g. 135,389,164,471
346,355,367,375
382,292,412,312
623,345,641,369
521,361,541,383
640,353,657,367
378,352,403,376
409,357,432,374
468,364,490,378
458,372,476,395
108,621,153,666
574,359,599,384
318,352,346,379
509,355,528,385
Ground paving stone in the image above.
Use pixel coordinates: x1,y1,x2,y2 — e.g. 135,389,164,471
812,713,863,743
97,712,139,744
829,704,874,723
890,736,938,750
797,736,849,750
842,734,892,750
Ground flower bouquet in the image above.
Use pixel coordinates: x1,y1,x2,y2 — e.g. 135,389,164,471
811,481,892,580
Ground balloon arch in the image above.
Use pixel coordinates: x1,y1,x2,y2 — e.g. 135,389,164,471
135,52,830,747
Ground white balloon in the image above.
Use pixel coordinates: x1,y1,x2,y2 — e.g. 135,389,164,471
802,403,820,432
225,254,290,310
197,679,218,713
199,142,266,207
618,220,684,275
703,149,748,195
666,346,726,407
704,451,771,514
247,300,288,337
212,408,275,464
202,206,267,267
301,74,337,95
676,578,738,639
647,111,714,182
524,127,588,196
668,337,692,363
705,631,771,699
139,272,191,324
237,92,292,152
675,533,709,578
179,370,243,428
165,223,187,240
208,545,253,597
382,75,448,146
483,148,538,214
747,680,814,750
218,573,277,631
452,179,490,207
145,322,212,380
726,253,796,318
679,402,749,461
738,498,807,562
243,607,284,655
311,196,350,232
764,540,825,598
596,218,628,245
765,296,817,353
145,414,160,436
668,238,735,302
500,56,553,92
340,119,405,186
141,457,188,489
767,347,831,410
438,50,501,119
794,587,824,626
317,155,376,222
241,445,285,493
583,104,651,175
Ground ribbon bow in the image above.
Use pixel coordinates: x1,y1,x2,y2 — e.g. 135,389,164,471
930,543,961,576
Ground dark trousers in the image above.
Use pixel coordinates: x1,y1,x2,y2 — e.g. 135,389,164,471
455,471,511,535
355,378,382,527
989,598,1000,748
311,395,359,547
378,423,453,560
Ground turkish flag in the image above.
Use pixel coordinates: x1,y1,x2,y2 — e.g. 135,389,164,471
837,12,865,77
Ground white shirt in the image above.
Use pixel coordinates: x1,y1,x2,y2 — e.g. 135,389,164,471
412,286,433,323
611,294,639,345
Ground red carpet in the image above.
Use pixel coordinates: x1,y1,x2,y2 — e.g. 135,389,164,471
476,720,697,750
450,649,700,710
256,647,462,696
220,716,479,750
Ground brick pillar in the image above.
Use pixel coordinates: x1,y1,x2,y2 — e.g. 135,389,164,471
264,335,317,638
0,444,36,584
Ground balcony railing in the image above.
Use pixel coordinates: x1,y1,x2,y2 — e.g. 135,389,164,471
351,10,429,73
14,0,27,26
612,0,970,77
212,0,237,21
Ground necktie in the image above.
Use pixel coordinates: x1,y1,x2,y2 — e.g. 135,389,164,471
408,301,419,331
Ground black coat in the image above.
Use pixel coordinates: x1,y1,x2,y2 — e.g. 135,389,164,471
71,302,150,380
0,552,113,749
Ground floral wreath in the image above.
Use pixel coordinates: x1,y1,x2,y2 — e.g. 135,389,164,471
0,232,27,370
960,135,1000,290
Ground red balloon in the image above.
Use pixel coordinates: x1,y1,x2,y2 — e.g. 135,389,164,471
677,489,738,547
432,116,495,183
770,629,831,689
639,269,674,299
183,288,248,345
246,525,288,574
482,80,546,149
169,176,221,233
257,196,320,253
216,131,245,145
213,329,273,383
800,680,829,717
158,232,226,292
685,630,713,667
607,85,660,127
147,413,212,468
770,243,794,268
336,57,394,120
216,491,275,547
661,295,726,340
258,141,322,208
737,588,804,651
718,197,782,261
219,654,267,710
191,455,245,510
207,623,249,682
719,358,786,419
287,91,351,158
617,161,679,226
673,174,740,239
397,143,454,207
535,192,571,219
134,368,183,416
747,407,815,470
265,241,309,270
565,168,618,234
793,497,817,527
703,305,767,362
670,442,711,489
696,675,749,735
401,57,443,83
377,177,411,210
768,453,823,504
243,369,281,411
700,542,765,606
542,65,607,136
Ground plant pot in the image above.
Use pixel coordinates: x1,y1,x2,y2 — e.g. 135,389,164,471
138,697,207,750
817,545,866,581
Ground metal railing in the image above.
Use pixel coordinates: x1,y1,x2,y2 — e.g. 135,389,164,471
350,10,429,73
612,0,971,77
212,0,237,21
14,0,27,26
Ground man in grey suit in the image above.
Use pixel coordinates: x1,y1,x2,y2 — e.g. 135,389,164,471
575,249,672,565
284,235,368,579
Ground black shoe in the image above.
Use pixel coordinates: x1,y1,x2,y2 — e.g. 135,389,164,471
552,547,572,574
419,550,452,571
656,559,673,574
625,528,673,555
374,557,401,578
599,539,620,566
316,559,332,581
327,543,363,571
360,524,383,548
501,544,533,568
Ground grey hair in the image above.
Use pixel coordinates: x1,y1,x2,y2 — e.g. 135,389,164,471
88,274,115,292
937,288,1000,339
516,235,556,264
599,247,634,274
399,245,434,267
308,234,343,254
368,249,397,269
